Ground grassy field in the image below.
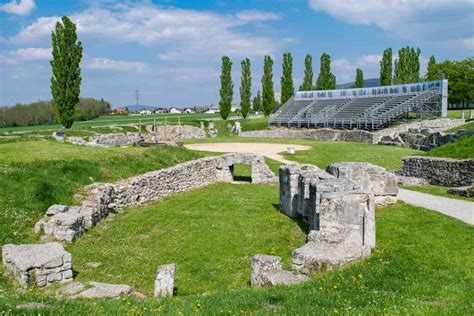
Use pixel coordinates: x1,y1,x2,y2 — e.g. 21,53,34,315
68,183,306,296
425,135,474,159
446,109,472,119
445,121,474,133
1,200,472,314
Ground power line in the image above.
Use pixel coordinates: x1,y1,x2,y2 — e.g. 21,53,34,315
134,89,140,106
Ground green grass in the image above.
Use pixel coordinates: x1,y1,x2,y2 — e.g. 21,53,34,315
1,201,472,314
0,143,206,246
445,121,474,133
67,183,306,296
447,109,472,119
425,135,474,159
401,185,474,202
0,113,245,133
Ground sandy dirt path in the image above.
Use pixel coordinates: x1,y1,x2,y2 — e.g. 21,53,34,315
184,142,312,164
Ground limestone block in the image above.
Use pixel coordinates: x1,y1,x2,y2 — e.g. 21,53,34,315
154,264,176,298
251,254,282,287
72,206,101,229
74,282,131,299
2,242,73,288
297,168,334,219
43,212,85,242
260,270,309,286
34,219,45,234
46,204,69,216
326,162,398,203
279,164,322,218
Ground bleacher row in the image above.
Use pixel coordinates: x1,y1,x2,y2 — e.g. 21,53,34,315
270,82,444,130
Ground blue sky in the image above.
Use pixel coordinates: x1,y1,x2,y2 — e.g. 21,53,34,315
0,0,473,107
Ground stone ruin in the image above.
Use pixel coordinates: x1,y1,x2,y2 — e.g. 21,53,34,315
250,161,397,288
2,243,73,288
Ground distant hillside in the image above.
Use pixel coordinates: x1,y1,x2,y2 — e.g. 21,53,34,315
124,105,159,112
336,78,380,89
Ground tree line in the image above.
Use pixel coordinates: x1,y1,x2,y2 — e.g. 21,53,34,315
0,98,112,128
220,46,472,119
219,51,338,119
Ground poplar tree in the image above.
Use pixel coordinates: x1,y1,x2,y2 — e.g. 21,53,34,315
239,58,251,119
261,55,275,116
219,56,233,120
316,53,336,90
252,90,262,112
425,55,439,81
299,54,313,91
380,48,392,86
394,46,421,84
280,52,294,104
355,68,364,88
50,16,83,129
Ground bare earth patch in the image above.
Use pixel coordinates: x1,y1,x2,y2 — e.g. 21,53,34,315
185,142,312,164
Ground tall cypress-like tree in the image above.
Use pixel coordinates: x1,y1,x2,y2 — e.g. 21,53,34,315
219,56,233,120
394,46,421,84
380,48,392,86
355,68,364,88
425,55,439,81
239,58,251,119
280,52,294,104
299,54,313,91
50,16,83,129
252,90,262,113
261,55,275,116
315,53,336,90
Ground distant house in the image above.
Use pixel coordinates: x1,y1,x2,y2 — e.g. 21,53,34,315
169,107,183,114
231,104,240,113
139,110,152,115
183,108,195,114
205,105,220,114
114,108,127,115
154,108,168,114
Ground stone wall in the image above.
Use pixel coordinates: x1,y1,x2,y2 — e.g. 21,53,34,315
37,153,277,242
400,156,474,187
241,128,375,144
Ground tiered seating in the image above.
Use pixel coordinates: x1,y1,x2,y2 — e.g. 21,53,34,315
269,80,445,130
269,99,313,125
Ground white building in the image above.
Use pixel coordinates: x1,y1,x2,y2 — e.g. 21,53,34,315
139,110,152,115
169,107,183,114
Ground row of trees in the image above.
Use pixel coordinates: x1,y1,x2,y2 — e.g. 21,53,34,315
0,98,111,128
379,46,422,85
218,52,337,119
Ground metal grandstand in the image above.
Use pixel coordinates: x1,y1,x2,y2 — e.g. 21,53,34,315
269,80,448,130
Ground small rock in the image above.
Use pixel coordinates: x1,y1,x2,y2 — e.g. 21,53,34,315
132,291,147,299
46,204,69,216
154,264,176,298
16,302,47,310
251,254,282,287
85,261,102,268
58,282,85,296
34,219,45,234
261,270,309,286
74,282,131,299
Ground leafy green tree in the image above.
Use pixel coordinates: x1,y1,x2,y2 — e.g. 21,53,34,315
280,52,294,104
239,58,252,119
425,55,440,81
355,68,364,88
380,48,393,86
50,16,83,129
299,54,313,91
316,53,336,90
252,90,262,113
394,46,421,84
219,56,233,120
435,57,474,106
261,55,275,116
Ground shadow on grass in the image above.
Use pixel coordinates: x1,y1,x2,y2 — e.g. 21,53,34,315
272,203,308,233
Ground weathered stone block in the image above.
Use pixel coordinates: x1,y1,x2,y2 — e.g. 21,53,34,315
260,270,309,286
43,212,85,242
154,264,176,298
2,242,72,288
251,254,282,287
74,282,131,299
46,204,69,216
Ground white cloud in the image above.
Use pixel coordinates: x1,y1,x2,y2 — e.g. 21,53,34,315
463,38,474,50
235,10,280,22
85,58,147,72
11,4,284,60
308,0,473,42
332,54,382,83
0,47,51,64
0,0,35,15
